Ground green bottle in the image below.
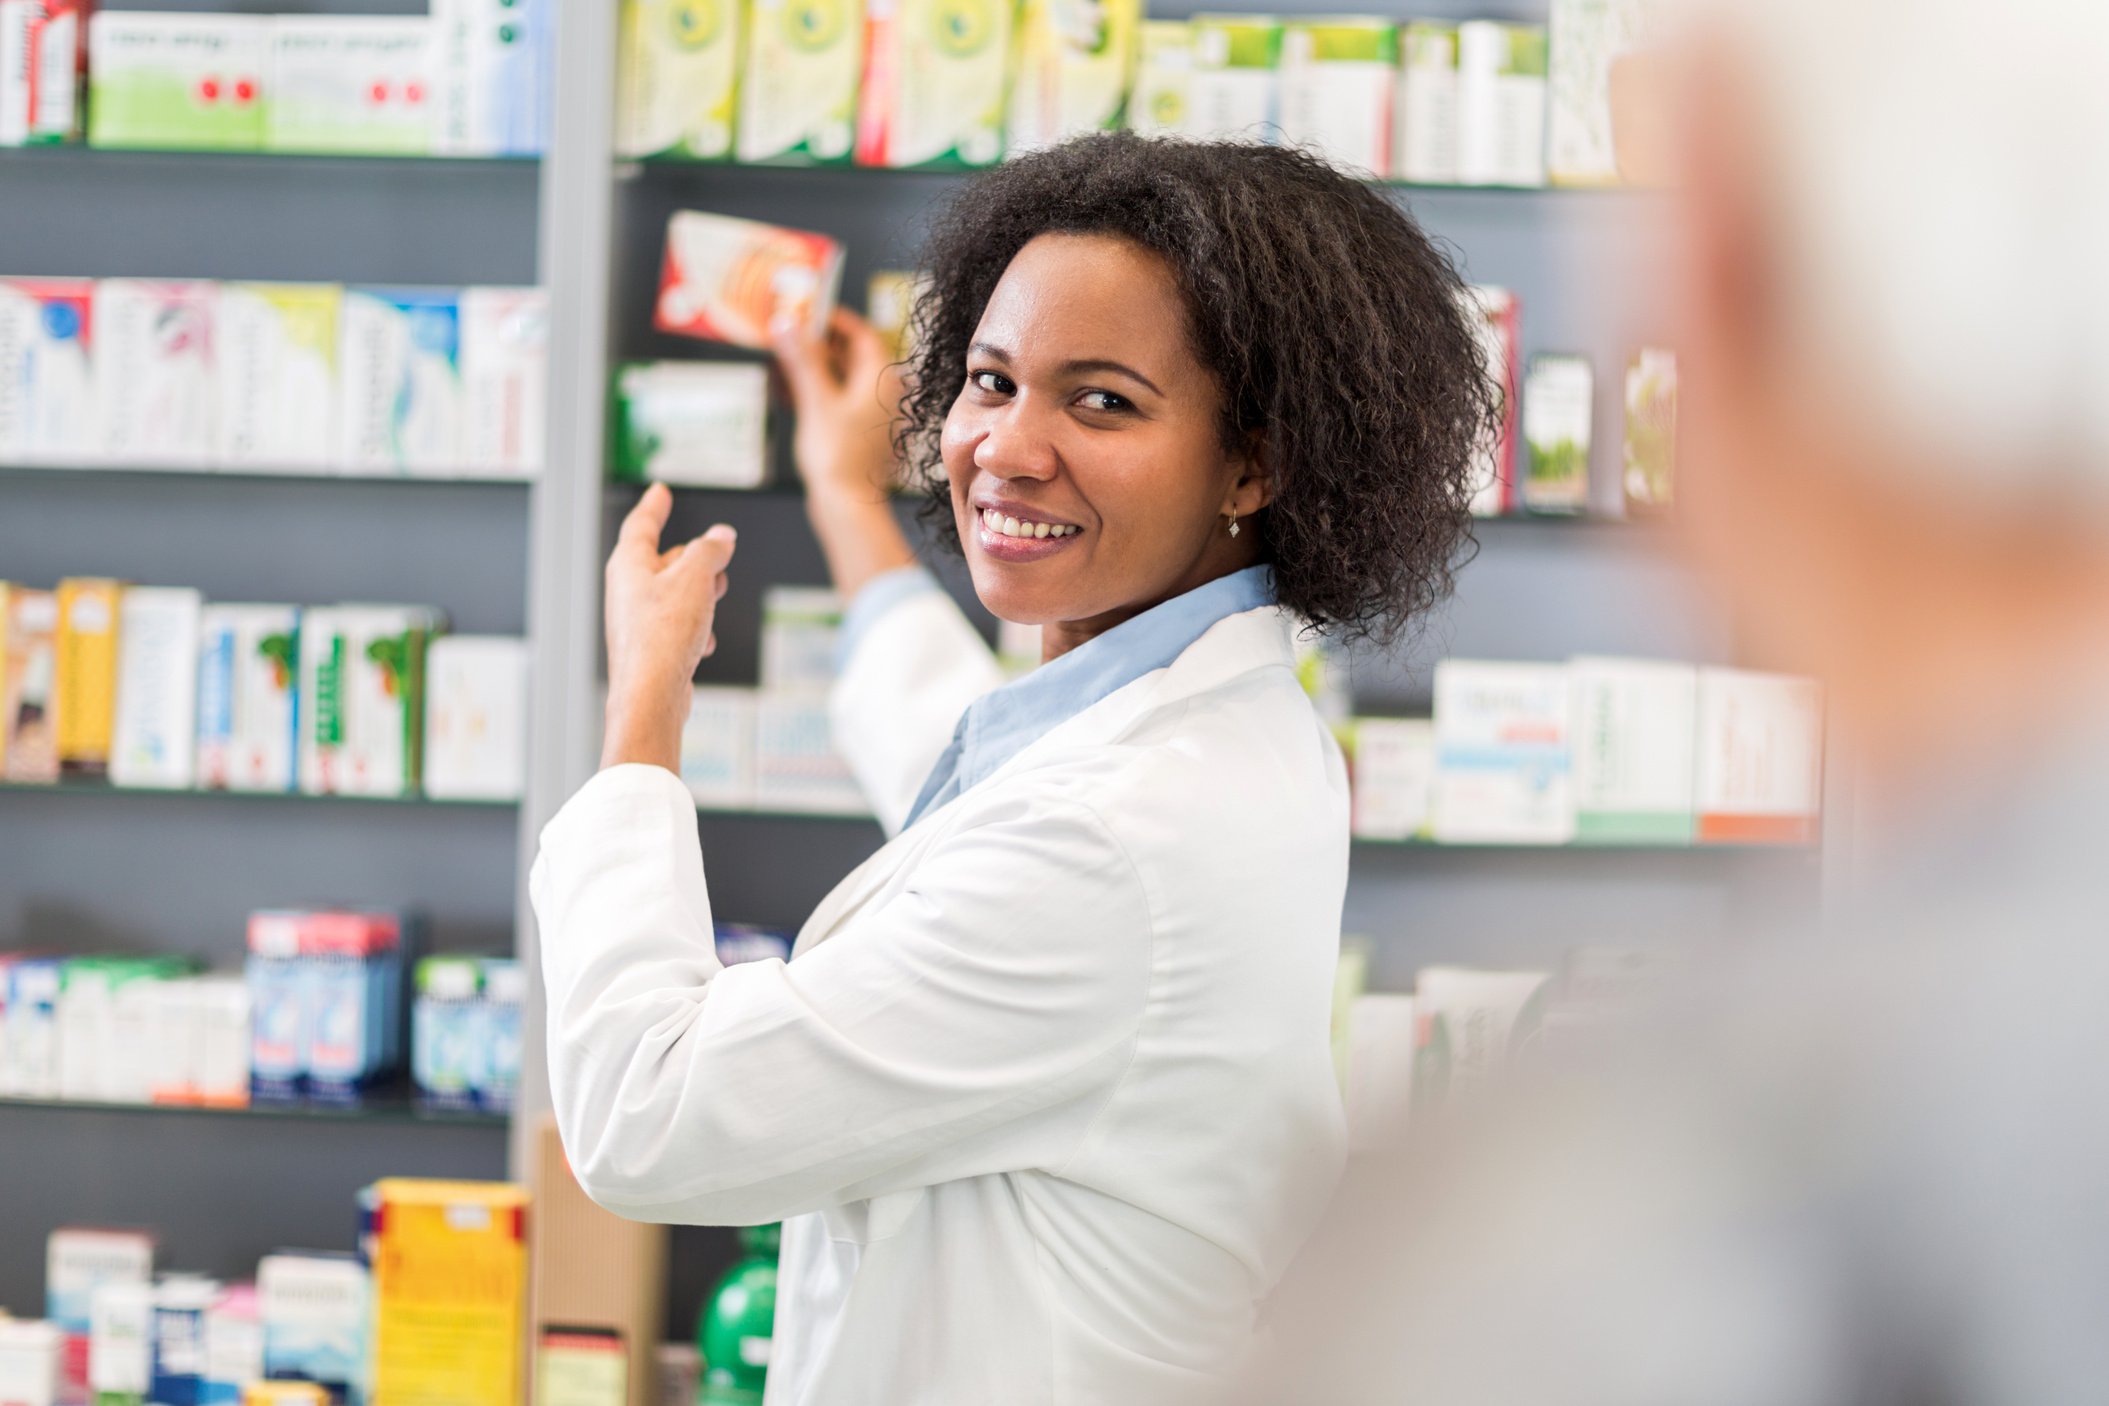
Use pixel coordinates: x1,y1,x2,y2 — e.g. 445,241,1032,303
696,1223,780,1405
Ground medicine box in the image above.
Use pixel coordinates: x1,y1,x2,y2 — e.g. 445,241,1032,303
90,1279,155,1406
195,603,300,793
0,1318,61,1406
1277,18,1395,178
87,13,267,151
266,17,435,156
412,956,482,1111
1394,19,1459,183
1522,353,1593,514
1007,0,1139,153
759,585,844,693
0,0,88,146
216,283,340,472
1349,716,1435,842
422,634,528,801
55,575,122,778
1623,346,1677,513
111,586,203,790
680,685,758,808
0,278,95,463
1694,667,1824,845
49,1228,153,1402
656,210,844,349
4,957,64,1096
735,0,863,164
611,361,770,488
1570,655,1696,844
854,0,1011,170
298,605,441,796
432,0,549,157
1185,14,1280,143
94,280,218,467
460,286,548,477
366,1180,530,1406
1413,965,1552,1106
201,1286,263,1406
754,694,867,815
1458,286,1520,517
1547,0,1653,187
3,586,61,783
256,1253,367,1400
615,0,742,160
151,1275,222,1406
866,271,921,364
337,288,464,475
1431,659,1574,845
1456,20,1546,187
1128,19,1192,136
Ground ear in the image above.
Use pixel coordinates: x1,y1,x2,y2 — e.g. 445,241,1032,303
1226,432,1274,515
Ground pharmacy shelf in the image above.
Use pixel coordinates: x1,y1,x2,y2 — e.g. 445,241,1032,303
0,780,515,809
698,801,878,825
0,1091,508,1129
0,465,534,488
0,144,537,171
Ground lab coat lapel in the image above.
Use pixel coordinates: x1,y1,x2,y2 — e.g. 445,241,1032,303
789,604,1298,959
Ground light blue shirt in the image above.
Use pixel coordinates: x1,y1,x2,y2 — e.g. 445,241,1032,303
839,563,1279,830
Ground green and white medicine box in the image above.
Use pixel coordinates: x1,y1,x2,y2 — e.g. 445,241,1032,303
1277,17,1396,177
611,361,769,488
735,0,864,164
1522,353,1592,513
1185,14,1281,143
266,17,435,156
86,12,268,151
1128,20,1192,136
616,0,743,160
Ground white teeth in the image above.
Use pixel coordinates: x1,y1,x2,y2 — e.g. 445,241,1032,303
980,509,1078,540
1033,521,1050,538
1002,515,1022,536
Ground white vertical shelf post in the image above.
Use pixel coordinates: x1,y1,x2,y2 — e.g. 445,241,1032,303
513,3,621,1178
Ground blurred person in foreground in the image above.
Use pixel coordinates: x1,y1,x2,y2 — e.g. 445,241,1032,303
1254,1,2109,1402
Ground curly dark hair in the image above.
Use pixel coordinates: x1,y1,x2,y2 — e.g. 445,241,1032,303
895,131,1497,646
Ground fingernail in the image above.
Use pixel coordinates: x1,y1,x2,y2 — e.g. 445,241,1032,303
709,524,737,542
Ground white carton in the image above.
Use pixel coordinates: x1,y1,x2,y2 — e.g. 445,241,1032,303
459,287,547,476
422,634,527,801
1349,716,1435,841
854,0,1011,169
1414,965,1553,1106
110,586,203,790
759,586,844,694
681,685,758,809
216,283,341,471
1694,667,1824,845
299,605,443,797
93,280,218,467
1547,0,1653,186
338,288,463,474
1456,20,1546,187
47,1228,153,1350
1007,0,1141,153
432,0,548,156
0,1319,60,1406
266,16,435,156
1570,655,1696,845
754,694,867,815
257,1254,367,1397
615,0,743,159
1393,20,1458,183
196,604,300,793
736,0,863,164
1127,20,1192,136
1185,14,1280,143
1431,659,1574,845
89,1281,155,1405
0,278,95,464
611,361,769,488
1277,18,1395,177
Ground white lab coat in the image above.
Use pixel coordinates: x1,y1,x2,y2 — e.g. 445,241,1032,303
531,586,1351,1405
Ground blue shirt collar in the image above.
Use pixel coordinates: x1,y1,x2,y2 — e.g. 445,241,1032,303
903,565,1277,829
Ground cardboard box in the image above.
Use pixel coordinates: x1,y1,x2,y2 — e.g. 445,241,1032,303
655,210,844,349
56,576,123,778
1413,965,1553,1106
1522,353,1593,514
680,685,758,809
615,0,742,159
432,0,548,157
216,283,341,472
298,605,443,796
1393,20,1457,183
1569,656,1696,844
90,1279,155,1406
0,1318,62,1406
1457,20,1546,187
338,288,464,475
611,361,770,488
48,1228,153,1402
367,1180,530,1406
1694,667,1823,845
196,604,300,793
1547,0,1655,187
460,286,548,476
0,278,95,463
87,13,267,151
854,0,1010,169
759,585,843,693
150,1275,222,1406
110,587,203,790
1458,285,1520,517
1185,14,1280,142
1127,19,1192,136
1277,18,1395,177
0,0,88,146
735,0,862,164
422,634,527,801
1431,659,1574,845
1349,716,1435,842
530,1117,667,1406
94,280,218,467
1006,0,1139,153
3,586,60,782
255,1254,366,1401
754,694,867,815
1623,346,1676,513
266,17,435,156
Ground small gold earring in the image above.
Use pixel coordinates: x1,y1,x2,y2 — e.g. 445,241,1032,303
1227,510,1240,539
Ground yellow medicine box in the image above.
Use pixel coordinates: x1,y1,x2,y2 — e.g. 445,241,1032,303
366,1178,531,1406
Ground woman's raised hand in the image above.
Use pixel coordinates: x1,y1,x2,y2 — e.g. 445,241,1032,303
773,306,907,508
600,482,736,772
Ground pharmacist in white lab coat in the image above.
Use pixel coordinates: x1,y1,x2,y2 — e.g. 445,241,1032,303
531,135,1496,1406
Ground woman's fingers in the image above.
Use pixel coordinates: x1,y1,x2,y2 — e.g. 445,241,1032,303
616,481,674,556
773,324,835,409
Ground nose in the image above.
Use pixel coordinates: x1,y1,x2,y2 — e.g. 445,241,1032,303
971,399,1059,484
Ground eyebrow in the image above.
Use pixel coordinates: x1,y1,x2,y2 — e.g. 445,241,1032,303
968,341,1164,397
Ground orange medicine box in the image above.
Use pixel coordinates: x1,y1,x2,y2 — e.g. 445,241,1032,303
364,1179,530,1406
654,209,844,349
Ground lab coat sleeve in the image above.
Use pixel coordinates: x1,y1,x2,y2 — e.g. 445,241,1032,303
829,577,1005,836
531,762,1152,1227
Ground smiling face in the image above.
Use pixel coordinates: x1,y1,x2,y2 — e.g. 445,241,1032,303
941,232,1271,658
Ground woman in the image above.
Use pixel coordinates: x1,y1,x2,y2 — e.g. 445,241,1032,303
532,133,1493,1405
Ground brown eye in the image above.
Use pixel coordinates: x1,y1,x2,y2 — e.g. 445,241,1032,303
970,370,1013,395
1078,390,1130,412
